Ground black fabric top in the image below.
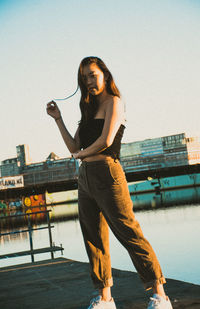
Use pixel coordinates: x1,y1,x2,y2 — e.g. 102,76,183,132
79,119,125,160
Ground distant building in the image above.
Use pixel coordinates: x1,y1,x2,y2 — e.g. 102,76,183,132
0,144,31,177
1,133,200,180
120,133,200,173
0,145,79,188
185,136,200,165
16,144,32,168
0,157,19,177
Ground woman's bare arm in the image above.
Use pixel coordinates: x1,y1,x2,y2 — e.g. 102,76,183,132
55,118,81,153
73,96,124,159
46,101,80,153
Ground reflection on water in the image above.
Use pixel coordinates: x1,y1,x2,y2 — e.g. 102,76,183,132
0,204,78,263
113,204,200,285
2,185,200,228
0,203,78,231
0,202,200,286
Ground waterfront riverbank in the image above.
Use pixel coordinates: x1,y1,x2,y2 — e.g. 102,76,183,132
0,257,199,309
1,204,200,285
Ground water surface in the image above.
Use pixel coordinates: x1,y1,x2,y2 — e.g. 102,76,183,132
0,204,200,286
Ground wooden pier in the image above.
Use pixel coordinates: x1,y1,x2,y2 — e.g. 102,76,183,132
0,258,200,309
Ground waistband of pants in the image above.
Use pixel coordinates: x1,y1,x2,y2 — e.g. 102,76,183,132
80,156,118,167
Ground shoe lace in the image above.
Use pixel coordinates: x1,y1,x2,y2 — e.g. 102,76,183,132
148,297,161,308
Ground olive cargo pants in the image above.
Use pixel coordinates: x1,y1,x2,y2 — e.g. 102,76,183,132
78,157,166,290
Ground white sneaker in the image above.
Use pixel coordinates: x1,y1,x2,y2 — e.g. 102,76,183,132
87,295,117,309
147,294,173,309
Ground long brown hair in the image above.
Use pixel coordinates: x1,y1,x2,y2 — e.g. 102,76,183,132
78,56,120,126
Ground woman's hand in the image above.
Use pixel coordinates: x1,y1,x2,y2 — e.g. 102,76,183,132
71,151,82,159
46,101,61,120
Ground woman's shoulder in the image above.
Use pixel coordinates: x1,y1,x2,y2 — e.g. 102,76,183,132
104,95,124,110
104,96,125,123
104,95,123,107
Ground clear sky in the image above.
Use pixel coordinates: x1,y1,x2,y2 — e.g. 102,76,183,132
1,0,200,163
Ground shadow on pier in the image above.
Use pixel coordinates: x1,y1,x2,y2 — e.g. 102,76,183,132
0,258,200,309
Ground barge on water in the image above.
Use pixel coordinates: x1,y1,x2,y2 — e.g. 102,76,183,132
129,173,200,210
44,172,200,212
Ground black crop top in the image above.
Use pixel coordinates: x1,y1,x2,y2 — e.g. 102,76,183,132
79,119,125,160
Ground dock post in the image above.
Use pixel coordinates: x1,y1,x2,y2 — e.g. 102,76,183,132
27,214,34,262
47,211,54,259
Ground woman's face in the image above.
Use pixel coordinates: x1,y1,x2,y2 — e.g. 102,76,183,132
82,63,106,96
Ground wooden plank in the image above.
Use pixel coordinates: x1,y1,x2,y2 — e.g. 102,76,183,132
0,246,64,259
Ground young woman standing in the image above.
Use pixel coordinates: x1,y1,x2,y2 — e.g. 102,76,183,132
46,56,173,309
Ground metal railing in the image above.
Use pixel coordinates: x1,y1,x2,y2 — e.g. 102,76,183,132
0,209,64,262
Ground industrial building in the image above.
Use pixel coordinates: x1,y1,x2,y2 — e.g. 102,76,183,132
120,133,200,173
1,132,200,182
0,145,79,192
